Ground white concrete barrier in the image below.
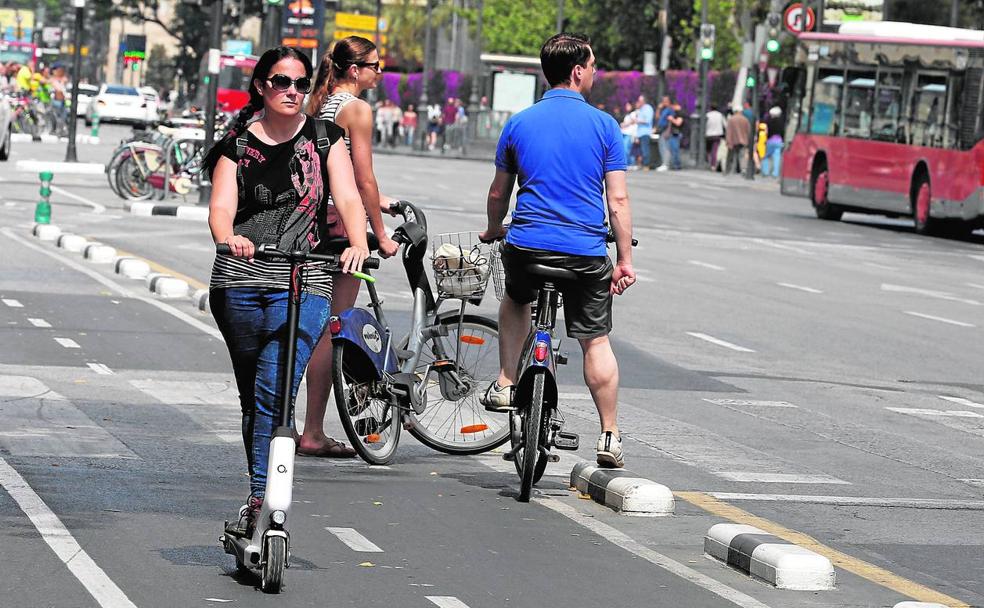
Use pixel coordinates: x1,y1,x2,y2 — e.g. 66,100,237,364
84,244,117,264
570,462,674,516
153,277,190,299
57,234,88,252
34,224,62,241
115,257,151,280
191,289,209,312
704,523,835,590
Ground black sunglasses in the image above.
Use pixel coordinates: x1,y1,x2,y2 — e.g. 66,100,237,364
266,74,312,93
354,61,381,72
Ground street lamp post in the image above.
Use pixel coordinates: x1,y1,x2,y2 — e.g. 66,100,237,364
467,0,483,113
65,0,85,163
419,0,434,149
200,0,224,204
696,0,710,169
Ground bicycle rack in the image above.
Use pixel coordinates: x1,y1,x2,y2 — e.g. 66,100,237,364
157,130,205,201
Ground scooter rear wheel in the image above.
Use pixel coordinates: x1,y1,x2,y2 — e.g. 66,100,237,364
261,535,287,593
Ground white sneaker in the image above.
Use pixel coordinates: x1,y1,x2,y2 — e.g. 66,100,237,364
480,381,516,412
655,165,669,172
596,431,624,468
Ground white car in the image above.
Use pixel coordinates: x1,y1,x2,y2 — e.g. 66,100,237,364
138,87,161,123
85,84,154,126
69,83,99,117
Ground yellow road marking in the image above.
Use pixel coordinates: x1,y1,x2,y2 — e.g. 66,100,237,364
115,247,208,291
675,491,970,607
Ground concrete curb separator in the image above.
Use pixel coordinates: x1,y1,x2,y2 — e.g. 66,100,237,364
704,523,835,590
84,244,117,264
33,223,62,241
11,133,101,145
191,289,209,312
125,201,209,222
57,233,88,252
570,462,674,516
114,257,151,280
893,603,950,607
16,160,105,175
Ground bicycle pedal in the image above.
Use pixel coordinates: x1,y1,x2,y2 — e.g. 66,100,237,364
555,352,569,365
502,451,515,462
546,453,560,463
554,431,579,450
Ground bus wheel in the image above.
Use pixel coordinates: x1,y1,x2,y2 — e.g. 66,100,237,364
913,179,937,235
812,165,842,221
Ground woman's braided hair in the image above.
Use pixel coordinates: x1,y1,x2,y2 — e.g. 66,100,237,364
203,46,314,178
306,36,376,117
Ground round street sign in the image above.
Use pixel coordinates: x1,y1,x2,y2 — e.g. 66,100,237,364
783,3,815,33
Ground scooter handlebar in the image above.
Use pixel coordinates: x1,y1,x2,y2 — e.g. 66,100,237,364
215,243,380,271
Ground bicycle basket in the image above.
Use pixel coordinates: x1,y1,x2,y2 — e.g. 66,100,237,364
489,241,505,301
431,232,493,300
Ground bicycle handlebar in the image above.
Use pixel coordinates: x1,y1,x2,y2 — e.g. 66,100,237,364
216,243,379,282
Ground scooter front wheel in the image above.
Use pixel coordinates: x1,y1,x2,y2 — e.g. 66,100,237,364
261,535,287,593
333,341,401,465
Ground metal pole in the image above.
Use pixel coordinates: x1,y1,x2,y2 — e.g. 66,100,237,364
950,0,959,27
65,0,85,163
200,0,223,204
744,65,758,180
468,0,483,112
420,0,433,108
556,0,564,33
657,0,670,101
696,0,709,169
263,3,282,49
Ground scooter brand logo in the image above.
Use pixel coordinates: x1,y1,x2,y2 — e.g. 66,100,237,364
362,324,382,353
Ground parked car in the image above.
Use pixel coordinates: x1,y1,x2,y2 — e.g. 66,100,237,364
85,84,154,127
138,87,161,123
69,83,99,117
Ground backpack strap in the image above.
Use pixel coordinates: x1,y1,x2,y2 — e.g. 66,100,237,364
314,118,331,154
234,136,248,161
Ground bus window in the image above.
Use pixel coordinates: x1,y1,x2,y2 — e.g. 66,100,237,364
909,75,947,148
872,70,903,142
843,70,876,138
810,69,843,135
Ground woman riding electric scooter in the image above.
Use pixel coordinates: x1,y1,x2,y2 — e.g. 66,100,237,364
204,46,370,564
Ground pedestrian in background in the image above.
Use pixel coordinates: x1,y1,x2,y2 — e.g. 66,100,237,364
619,101,638,169
635,94,655,170
442,96,457,150
300,35,402,458
725,104,750,174
402,103,418,146
655,96,674,171
762,106,785,178
426,102,441,149
754,120,767,173
704,104,725,170
668,102,684,170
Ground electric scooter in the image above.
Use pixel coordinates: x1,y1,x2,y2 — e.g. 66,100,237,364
216,242,378,593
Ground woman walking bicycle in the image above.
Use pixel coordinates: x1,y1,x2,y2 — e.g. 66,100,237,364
205,46,371,529
298,36,401,458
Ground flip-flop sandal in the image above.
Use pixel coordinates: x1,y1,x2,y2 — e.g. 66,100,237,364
297,439,358,458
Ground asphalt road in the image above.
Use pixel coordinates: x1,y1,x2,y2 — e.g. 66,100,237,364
1,124,983,607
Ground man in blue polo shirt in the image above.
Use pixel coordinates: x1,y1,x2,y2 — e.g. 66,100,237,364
479,32,636,468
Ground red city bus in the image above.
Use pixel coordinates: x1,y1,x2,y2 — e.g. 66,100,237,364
781,22,984,236
199,53,258,113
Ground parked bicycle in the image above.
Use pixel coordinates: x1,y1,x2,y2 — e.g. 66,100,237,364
106,124,208,201
328,200,509,465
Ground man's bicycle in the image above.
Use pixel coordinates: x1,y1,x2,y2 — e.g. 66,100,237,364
327,201,509,465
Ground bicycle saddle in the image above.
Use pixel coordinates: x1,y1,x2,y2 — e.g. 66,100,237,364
319,233,380,253
525,264,578,282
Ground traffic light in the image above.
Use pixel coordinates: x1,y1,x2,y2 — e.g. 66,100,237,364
746,75,756,88
699,23,715,61
766,12,781,53
266,0,283,4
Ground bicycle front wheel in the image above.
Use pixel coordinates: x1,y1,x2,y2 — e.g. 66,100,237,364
333,341,401,465
115,153,154,201
404,315,510,455
516,369,549,502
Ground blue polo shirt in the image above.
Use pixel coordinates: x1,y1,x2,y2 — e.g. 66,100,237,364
495,88,626,257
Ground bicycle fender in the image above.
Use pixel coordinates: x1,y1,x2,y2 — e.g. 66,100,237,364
520,330,554,371
330,308,398,376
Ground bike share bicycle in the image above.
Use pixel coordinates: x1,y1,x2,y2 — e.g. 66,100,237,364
327,200,509,465
490,229,637,502
217,242,378,593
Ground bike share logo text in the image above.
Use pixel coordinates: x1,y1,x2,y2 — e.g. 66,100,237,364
362,324,383,353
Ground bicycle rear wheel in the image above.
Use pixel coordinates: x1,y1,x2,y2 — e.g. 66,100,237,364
115,153,154,201
404,314,509,455
516,369,549,502
333,341,401,465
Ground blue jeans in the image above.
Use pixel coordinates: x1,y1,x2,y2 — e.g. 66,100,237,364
211,287,330,497
669,134,682,169
638,134,652,167
762,141,782,177
622,133,634,163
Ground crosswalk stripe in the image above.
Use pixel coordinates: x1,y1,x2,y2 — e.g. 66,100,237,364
87,363,114,375
325,527,383,552
28,318,52,328
54,338,80,349
426,597,471,608
2,298,23,307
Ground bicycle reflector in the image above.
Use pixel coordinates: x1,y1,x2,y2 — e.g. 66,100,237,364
460,335,485,345
460,424,489,434
328,316,342,335
533,341,549,363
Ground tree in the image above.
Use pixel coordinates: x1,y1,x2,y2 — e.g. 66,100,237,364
144,43,176,93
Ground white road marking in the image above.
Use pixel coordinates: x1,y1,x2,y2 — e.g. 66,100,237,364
54,337,80,349
426,597,471,608
325,527,384,552
686,332,755,353
688,260,725,271
966,283,984,291
2,298,23,307
752,238,810,255
706,493,984,510
703,399,796,408
714,472,850,484
777,282,823,294
882,283,981,306
87,363,114,375
50,185,107,213
0,458,139,608
938,396,984,409
130,379,240,443
2,228,223,340
903,311,975,327
533,496,774,608
28,318,52,327
961,479,984,488
887,407,984,418
864,262,898,271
